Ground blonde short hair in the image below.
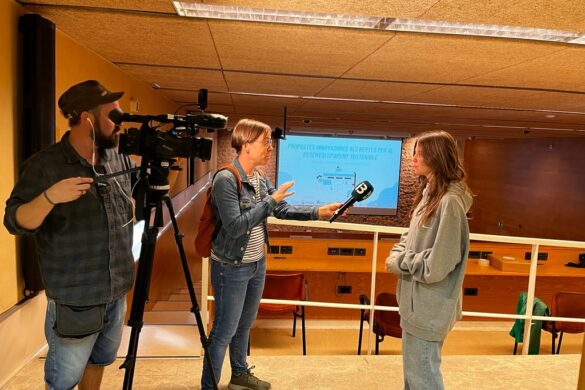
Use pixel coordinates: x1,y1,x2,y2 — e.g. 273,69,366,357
231,119,271,153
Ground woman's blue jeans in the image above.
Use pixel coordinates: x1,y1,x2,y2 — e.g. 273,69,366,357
402,330,445,390
201,257,266,389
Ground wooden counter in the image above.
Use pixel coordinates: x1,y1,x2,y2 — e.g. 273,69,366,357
262,235,585,320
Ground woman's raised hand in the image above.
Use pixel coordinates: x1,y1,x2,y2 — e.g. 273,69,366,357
271,181,295,203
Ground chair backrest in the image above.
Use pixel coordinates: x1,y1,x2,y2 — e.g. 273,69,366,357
262,273,306,301
373,293,401,338
551,292,585,333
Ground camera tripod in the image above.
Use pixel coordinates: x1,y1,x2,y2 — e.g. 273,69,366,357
119,161,218,389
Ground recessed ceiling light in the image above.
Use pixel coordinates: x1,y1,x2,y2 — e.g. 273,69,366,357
172,2,585,45
545,114,557,118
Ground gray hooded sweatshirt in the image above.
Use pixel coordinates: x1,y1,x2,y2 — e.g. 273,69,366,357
386,182,472,342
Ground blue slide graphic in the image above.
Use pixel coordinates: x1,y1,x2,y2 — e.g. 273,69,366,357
277,135,402,214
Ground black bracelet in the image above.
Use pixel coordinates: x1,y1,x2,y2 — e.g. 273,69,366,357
43,190,57,206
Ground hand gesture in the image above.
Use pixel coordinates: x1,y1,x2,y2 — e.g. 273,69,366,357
317,202,344,220
271,181,295,203
45,177,93,204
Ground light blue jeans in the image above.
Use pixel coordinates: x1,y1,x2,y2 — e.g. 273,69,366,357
201,257,266,389
402,330,445,390
44,297,126,390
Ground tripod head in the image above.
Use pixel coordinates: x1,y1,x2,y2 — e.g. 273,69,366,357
132,157,176,224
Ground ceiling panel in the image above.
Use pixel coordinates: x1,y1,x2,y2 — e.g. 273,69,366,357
161,90,234,105
231,95,304,116
26,6,221,68
28,0,585,32
406,86,546,107
497,92,585,112
296,99,418,118
278,117,584,139
295,99,585,129
318,79,437,101
21,1,585,138
154,90,236,120
418,105,585,126
117,64,228,92
224,72,333,96
419,0,585,32
344,33,564,84
208,20,390,76
21,0,176,12
464,47,585,91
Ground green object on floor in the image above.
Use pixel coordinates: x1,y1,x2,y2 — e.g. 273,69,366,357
509,292,551,354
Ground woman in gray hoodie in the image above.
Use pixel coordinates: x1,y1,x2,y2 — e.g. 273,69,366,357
386,130,473,390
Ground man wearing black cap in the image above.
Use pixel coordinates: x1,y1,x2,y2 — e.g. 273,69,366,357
4,80,135,390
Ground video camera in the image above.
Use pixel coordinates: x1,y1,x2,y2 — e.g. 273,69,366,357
108,106,227,222
109,108,227,161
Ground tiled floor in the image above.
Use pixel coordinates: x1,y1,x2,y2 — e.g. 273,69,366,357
4,320,583,388
117,325,201,358
4,354,580,389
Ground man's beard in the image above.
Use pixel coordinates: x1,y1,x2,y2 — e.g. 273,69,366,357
94,121,119,149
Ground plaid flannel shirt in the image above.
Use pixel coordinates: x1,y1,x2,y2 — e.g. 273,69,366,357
4,132,135,306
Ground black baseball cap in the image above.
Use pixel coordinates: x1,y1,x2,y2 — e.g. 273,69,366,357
58,80,124,119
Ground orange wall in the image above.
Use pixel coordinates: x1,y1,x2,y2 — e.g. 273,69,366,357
0,8,181,313
0,0,28,314
55,30,177,137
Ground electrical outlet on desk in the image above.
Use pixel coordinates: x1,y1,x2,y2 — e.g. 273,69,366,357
464,288,478,296
339,248,354,256
524,252,548,261
354,248,366,256
337,285,352,294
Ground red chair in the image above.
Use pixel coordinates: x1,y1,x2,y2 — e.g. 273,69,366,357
258,273,308,355
543,292,585,354
357,293,401,354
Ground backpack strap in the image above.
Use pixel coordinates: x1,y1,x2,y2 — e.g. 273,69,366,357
213,163,242,192
210,164,243,236
223,164,242,192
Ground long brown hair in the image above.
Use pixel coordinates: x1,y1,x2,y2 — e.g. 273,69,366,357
410,131,470,225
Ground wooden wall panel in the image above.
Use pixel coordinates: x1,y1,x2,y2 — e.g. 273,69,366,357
464,137,585,241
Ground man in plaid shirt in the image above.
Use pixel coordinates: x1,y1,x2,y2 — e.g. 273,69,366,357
4,80,135,390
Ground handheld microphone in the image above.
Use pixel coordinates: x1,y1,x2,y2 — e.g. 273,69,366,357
329,181,374,223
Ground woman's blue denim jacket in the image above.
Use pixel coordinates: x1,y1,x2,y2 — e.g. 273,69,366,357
211,159,319,265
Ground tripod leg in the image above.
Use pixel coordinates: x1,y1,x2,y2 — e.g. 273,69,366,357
164,196,218,390
120,204,159,390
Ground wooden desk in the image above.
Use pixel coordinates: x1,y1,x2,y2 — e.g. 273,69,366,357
264,234,585,319
267,236,585,275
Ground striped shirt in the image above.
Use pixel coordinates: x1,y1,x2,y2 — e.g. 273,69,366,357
241,172,265,263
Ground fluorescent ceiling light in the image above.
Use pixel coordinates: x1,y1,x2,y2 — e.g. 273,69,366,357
173,2,585,45
173,2,386,29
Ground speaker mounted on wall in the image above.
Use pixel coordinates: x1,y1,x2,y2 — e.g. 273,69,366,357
18,14,57,298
